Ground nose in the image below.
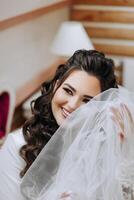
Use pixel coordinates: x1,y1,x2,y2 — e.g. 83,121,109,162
67,96,81,111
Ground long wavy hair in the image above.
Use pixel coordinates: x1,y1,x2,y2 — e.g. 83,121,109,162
20,50,118,177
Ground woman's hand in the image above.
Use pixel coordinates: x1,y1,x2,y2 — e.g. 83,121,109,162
59,191,71,199
58,191,79,200
110,103,134,142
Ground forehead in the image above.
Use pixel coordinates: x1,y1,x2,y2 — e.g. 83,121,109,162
62,70,101,96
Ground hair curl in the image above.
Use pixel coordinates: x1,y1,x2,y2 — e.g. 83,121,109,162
20,50,118,177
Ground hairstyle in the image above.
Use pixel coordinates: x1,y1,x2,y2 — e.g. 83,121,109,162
20,49,118,177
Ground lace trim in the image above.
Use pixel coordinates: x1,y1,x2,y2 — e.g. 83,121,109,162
122,184,134,200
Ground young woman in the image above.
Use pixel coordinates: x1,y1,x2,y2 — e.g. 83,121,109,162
21,87,134,200
0,49,118,200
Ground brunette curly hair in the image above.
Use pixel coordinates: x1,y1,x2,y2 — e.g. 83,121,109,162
20,49,118,177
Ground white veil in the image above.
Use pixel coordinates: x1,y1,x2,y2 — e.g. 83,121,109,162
21,88,134,200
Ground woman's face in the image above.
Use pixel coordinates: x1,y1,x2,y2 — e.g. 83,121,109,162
51,70,101,125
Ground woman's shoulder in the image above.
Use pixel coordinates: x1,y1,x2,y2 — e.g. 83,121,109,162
0,128,26,176
0,129,26,200
8,128,25,147
2,128,25,153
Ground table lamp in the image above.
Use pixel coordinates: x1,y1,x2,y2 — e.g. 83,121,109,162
51,21,94,58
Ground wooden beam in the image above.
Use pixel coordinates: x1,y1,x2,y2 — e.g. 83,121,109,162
71,9,134,23
94,43,134,57
0,0,71,31
73,0,134,6
85,27,134,40
15,60,63,107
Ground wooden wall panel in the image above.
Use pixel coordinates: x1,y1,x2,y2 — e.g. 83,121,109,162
94,43,134,57
71,9,134,23
114,64,123,85
85,27,134,40
70,0,133,86
74,0,134,6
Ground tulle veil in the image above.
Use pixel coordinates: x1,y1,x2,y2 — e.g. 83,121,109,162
21,88,134,200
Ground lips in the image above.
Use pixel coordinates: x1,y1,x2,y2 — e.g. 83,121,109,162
62,108,71,118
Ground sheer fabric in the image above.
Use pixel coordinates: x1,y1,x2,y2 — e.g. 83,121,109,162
21,88,134,200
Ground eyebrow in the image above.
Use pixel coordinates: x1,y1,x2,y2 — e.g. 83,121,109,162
63,83,94,99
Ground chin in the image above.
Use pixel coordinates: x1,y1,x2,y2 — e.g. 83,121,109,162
56,120,63,126
56,116,66,126
54,110,67,126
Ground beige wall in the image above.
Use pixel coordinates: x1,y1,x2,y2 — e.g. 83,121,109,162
0,0,62,20
0,7,69,90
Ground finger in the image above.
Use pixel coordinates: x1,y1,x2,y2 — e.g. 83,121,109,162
110,110,124,132
60,192,70,198
110,107,119,117
60,191,74,199
110,107,122,122
120,104,134,134
121,104,133,123
119,132,125,142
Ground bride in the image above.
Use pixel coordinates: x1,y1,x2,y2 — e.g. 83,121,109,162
21,87,134,200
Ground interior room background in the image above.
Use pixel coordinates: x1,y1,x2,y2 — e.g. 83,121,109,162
0,0,134,131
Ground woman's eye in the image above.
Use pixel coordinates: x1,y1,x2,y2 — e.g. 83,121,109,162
63,88,73,95
83,98,90,103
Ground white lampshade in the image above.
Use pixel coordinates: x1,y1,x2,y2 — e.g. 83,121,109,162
51,21,94,57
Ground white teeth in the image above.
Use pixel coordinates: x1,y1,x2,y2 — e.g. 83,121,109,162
62,108,71,117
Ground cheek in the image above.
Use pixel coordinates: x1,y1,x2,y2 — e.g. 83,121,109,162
52,89,66,107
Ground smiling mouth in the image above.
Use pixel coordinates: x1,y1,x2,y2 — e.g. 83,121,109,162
62,108,71,118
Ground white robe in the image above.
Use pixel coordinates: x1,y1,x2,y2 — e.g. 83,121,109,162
0,129,25,200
